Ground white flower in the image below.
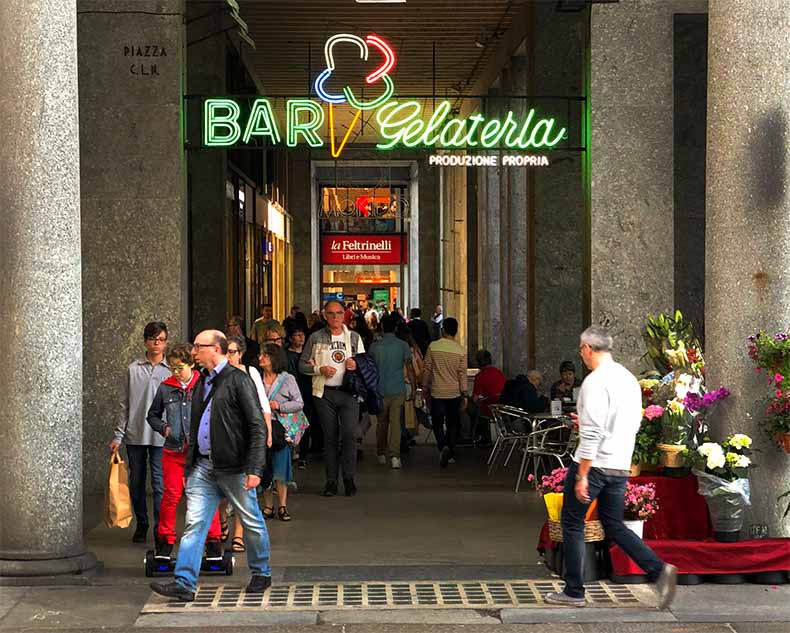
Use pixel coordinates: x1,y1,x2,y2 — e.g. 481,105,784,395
706,451,726,470
698,442,723,458
729,434,752,449
735,455,751,468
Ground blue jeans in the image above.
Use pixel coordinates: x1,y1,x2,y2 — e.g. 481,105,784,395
174,459,271,592
561,462,664,598
126,444,163,535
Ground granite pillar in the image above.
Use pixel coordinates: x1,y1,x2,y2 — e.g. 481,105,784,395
0,0,96,577
466,170,480,365
477,88,504,369
705,0,790,537
502,57,531,376
78,0,186,494
533,3,586,380
590,0,705,369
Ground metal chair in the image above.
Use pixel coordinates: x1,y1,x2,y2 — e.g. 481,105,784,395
487,405,533,476
515,419,577,493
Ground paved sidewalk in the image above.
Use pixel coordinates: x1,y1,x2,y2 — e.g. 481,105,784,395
2,446,788,630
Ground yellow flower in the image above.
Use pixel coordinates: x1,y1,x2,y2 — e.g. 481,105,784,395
667,398,685,415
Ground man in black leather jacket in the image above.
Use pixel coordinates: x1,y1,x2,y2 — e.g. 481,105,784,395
151,330,271,602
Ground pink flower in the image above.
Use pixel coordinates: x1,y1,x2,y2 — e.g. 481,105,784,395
644,405,665,420
777,389,783,398
527,474,534,482
776,373,785,384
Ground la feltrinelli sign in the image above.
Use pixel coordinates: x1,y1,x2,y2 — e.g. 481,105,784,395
201,33,568,161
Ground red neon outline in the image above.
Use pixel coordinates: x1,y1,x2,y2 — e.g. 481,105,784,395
365,34,395,84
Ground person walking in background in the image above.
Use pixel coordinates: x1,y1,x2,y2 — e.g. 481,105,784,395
261,324,286,348
109,321,170,543
421,317,467,468
260,343,304,521
430,304,444,340
545,325,677,609
225,315,259,367
370,314,415,469
146,343,223,560
407,308,431,357
299,300,364,497
222,336,272,553
250,303,280,343
150,330,271,602
286,326,320,468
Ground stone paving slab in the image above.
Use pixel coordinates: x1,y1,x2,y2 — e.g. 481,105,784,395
500,607,676,624
318,608,500,624
134,611,318,628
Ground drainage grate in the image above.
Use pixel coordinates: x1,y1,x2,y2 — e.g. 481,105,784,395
142,580,654,612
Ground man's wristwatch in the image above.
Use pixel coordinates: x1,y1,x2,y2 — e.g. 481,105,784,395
575,473,587,481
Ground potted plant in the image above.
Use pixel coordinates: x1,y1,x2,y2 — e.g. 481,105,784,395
632,404,663,475
658,397,691,469
623,482,659,538
685,434,753,542
748,330,790,452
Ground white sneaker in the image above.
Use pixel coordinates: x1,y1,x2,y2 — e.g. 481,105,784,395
391,457,401,469
377,454,387,465
656,564,677,610
448,457,456,464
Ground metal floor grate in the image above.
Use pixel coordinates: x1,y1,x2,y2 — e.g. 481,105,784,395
142,580,654,612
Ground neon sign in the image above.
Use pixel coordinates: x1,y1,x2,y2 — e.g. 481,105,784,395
202,33,569,158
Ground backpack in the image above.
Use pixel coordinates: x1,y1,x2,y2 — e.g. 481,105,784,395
343,353,383,415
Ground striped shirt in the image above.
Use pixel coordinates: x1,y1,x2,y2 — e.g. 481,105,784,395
422,337,467,399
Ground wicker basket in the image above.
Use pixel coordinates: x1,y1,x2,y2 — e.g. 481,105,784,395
548,519,605,543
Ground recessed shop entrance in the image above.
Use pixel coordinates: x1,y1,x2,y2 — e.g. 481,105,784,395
311,161,419,312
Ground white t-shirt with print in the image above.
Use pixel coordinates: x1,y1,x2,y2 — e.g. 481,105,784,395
324,333,365,387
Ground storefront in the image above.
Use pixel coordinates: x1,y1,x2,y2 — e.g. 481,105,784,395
318,183,410,311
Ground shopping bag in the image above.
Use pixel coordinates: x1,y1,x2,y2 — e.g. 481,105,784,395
277,410,310,446
404,402,417,431
104,453,133,528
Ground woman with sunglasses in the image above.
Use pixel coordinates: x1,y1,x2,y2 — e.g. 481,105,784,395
220,335,272,552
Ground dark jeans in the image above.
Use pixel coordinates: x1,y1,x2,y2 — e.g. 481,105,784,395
314,387,359,483
561,462,664,598
430,397,461,455
126,444,163,535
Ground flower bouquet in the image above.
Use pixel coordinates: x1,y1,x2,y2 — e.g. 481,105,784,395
685,434,753,542
748,330,790,452
642,310,705,377
530,467,603,542
632,404,663,474
622,482,659,538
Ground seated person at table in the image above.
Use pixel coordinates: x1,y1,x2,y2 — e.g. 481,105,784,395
550,360,582,400
499,371,548,414
472,349,506,418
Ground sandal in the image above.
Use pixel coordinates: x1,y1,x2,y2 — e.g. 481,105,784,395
277,506,292,522
263,506,274,520
231,536,246,553
220,518,229,542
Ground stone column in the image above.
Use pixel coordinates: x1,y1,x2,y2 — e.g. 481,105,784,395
502,57,531,376
0,0,96,577
477,87,504,369
705,0,790,537
590,0,705,369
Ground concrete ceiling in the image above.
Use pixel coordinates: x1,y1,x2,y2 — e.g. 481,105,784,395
240,0,528,99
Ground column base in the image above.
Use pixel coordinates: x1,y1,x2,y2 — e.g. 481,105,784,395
0,550,99,584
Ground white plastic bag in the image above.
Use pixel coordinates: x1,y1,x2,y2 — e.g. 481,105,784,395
693,469,751,532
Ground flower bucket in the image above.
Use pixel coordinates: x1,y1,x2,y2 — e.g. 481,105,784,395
623,519,644,538
658,443,686,467
629,463,642,477
775,433,790,454
693,469,751,542
640,462,661,473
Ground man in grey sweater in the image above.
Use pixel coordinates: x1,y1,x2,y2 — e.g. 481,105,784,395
545,325,677,609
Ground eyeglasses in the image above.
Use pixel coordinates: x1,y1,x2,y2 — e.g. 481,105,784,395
171,364,190,372
228,349,240,355
146,336,167,343
325,311,343,316
192,343,216,350
578,344,589,353
267,336,282,342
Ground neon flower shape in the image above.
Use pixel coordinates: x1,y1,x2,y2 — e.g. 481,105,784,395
314,33,396,110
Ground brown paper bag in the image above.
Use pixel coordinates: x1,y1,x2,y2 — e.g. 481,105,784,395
104,453,133,528
404,401,417,431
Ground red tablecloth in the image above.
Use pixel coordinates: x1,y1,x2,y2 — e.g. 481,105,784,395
536,473,711,554
610,538,790,576
631,474,711,540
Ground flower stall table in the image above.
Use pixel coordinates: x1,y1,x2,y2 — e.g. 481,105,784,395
610,538,790,585
629,474,711,540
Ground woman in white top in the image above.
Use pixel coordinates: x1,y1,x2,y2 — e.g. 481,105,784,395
221,336,272,552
